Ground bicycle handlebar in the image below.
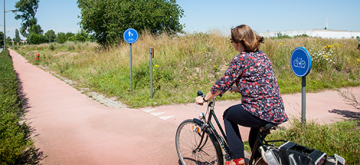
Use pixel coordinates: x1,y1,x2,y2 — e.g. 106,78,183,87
197,91,204,97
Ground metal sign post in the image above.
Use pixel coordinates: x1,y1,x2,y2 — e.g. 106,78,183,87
123,28,138,93
130,43,133,92
150,47,154,99
291,47,312,129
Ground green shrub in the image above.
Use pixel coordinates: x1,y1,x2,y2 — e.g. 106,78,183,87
271,32,292,39
294,34,309,38
49,43,55,51
29,33,48,44
0,50,37,164
57,32,67,44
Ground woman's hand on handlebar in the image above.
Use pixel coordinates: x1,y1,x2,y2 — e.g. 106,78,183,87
195,91,221,105
195,96,205,105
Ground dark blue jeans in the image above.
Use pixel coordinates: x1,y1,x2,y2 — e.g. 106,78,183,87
223,104,270,159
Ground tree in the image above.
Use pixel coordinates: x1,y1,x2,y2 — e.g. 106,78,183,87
14,0,41,38
75,30,88,42
77,0,184,45
6,37,12,46
45,30,56,42
65,32,75,41
14,29,21,44
28,33,48,44
88,34,96,42
29,20,43,35
56,32,66,44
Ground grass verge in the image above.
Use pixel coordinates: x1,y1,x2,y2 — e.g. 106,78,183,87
0,50,38,164
266,118,360,164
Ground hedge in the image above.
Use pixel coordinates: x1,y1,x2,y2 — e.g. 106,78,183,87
0,50,37,164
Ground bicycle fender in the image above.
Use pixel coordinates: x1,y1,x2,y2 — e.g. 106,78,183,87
192,118,204,126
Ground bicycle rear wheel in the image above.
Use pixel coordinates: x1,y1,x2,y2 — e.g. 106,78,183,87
175,119,223,165
254,157,268,165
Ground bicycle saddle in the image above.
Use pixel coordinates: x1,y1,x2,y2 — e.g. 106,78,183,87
259,123,278,132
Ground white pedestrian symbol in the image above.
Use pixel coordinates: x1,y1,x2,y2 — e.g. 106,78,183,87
128,31,133,37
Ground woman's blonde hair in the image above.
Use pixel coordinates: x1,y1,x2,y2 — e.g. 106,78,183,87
231,24,264,52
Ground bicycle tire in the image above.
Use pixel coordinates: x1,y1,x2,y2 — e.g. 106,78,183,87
175,119,223,165
253,157,268,165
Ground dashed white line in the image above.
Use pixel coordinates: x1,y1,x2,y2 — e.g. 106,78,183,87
142,108,175,120
159,115,175,120
150,112,165,116
143,109,157,113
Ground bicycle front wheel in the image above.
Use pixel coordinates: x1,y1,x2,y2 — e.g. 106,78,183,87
175,119,223,165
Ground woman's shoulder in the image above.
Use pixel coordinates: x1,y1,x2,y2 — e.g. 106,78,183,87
233,50,267,61
237,50,265,58
233,52,247,60
239,50,266,56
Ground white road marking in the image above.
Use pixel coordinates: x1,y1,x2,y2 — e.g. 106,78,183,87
159,115,175,120
150,112,165,116
143,109,157,113
142,108,175,121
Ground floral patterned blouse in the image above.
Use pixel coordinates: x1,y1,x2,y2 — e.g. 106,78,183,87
210,50,288,124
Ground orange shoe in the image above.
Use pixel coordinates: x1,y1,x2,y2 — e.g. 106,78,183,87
225,158,245,165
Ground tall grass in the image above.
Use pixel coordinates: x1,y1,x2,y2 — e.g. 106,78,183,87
15,30,360,108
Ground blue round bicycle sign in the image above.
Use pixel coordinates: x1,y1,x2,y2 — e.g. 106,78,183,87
291,47,312,77
123,28,138,44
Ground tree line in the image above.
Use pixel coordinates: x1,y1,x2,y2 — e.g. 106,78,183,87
2,29,96,46
28,29,95,44
8,0,184,46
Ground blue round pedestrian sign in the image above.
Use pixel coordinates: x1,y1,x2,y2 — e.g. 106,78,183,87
290,47,312,77
123,28,138,44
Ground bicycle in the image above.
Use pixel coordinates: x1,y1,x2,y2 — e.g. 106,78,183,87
175,91,284,165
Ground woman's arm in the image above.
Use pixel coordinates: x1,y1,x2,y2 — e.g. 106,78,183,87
195,90,222,105
195,55,243,105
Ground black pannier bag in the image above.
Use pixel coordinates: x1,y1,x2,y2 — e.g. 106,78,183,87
262,141,345,165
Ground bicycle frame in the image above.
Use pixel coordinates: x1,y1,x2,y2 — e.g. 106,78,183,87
193,99,232,161
249,127,287,164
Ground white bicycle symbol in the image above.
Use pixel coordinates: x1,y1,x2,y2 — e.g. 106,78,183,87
293,57,306,68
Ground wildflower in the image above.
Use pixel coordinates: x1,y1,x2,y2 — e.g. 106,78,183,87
323,55,329,58
336,43,341,48
327,45,333,49
213,65,217,68
153,69,155,72
357,59,360,62
280,43,283,45
155,64,159,68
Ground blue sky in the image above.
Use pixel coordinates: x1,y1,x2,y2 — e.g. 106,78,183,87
1,0,359,39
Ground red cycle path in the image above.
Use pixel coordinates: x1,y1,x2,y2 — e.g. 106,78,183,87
9,49,359,164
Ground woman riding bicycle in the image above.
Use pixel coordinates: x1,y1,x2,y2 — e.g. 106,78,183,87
195,24,288,165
